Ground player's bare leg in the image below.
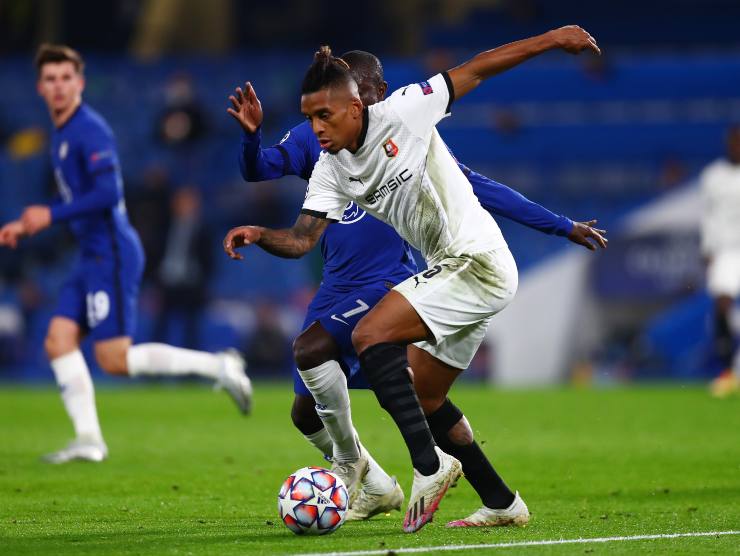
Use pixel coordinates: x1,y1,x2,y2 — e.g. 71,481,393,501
95,337,252,414
43,317,107,464
352,291,462,532
409,346,529,527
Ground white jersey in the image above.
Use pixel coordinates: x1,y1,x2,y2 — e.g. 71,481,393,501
302,72,507,264
700,158,740,256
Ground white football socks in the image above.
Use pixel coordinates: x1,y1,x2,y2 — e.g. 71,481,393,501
50,350,103,442
126,343,220,379
304,428,333,461
298,360,360,463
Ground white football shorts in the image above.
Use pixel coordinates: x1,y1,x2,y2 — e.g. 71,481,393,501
393,247,518,370
707,251,740,298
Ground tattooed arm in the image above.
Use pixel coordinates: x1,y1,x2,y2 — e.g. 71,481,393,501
223,213,329,260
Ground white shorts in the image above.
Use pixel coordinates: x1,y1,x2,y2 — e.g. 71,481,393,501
393,248,518,370
707,251,740,298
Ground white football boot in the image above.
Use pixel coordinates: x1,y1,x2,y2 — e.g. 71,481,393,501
331,445,369,507
446,491,530,527
345,477,404,521
215,350,253,414
403,447,463,533
42,435,108,464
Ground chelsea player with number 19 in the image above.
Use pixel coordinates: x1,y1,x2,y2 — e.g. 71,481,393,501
226,47,607,524
0,44,252,464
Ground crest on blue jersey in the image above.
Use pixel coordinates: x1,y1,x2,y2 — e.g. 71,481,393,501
340,202,366,225
418,81,433,95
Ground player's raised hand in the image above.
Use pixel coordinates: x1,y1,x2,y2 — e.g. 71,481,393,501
0,220,27,249
223,225,262,260
20,205,52,236
549,25,600,56
567,219,608,251
227,82,263,134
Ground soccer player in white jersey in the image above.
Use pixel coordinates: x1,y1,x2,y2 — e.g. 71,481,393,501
224,27,602,531
701,125,740,397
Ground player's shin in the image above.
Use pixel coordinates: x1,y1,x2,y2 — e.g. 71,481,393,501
427,398,514,509
359,343,439,475
297,360,359,462
50,350,104,442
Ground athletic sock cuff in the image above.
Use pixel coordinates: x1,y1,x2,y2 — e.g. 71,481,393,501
427,398,464,432
50,350,88,383
297,360,346,396
359,343,407,383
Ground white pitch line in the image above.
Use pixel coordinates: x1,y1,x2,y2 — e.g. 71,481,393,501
290,530,740,556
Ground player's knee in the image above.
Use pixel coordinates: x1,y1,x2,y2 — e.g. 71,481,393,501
44,331,76,360
94,347,128,375
293,330,336,370
351,321,376,355
290,395,323,435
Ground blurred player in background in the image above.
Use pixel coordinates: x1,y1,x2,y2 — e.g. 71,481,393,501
225,28,605,531
0,44,252,464
701,124,740,397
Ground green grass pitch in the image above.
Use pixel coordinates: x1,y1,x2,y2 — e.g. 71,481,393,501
0,383,738,555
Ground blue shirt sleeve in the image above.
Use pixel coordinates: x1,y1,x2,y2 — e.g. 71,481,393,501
239,122,314,182
50,125,120,223
50,170,119,223
462,163,573,237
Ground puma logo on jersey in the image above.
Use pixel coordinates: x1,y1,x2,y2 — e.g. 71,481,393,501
348,176,364,184
365,168,413,205
383,138,398,158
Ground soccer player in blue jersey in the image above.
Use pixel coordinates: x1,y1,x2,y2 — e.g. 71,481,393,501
0,44,252,464
225,32,606,527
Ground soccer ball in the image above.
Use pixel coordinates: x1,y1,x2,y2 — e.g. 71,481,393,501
277,466,349,535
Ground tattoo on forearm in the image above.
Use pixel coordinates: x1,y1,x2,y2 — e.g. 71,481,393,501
256,214,327,258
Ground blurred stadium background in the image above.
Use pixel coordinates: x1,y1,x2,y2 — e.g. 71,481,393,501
1,0,739,387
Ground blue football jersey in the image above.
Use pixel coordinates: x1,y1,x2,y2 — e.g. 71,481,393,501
49,104,143,263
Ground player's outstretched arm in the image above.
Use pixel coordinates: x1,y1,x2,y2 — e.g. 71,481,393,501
448,25,600,100
465,167,574,236
223,213,329,261
467,169,607,249
229,82,311,182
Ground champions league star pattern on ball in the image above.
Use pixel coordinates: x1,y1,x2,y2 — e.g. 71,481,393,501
278,467,349,535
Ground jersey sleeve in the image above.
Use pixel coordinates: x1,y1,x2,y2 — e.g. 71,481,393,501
300,155,347,222
240,121,314,182
80,124,120,176
465,167,573,236
386,72,454,138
